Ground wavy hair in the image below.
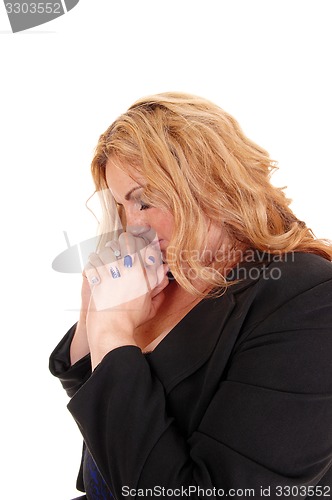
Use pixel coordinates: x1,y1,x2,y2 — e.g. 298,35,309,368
91,92,332,295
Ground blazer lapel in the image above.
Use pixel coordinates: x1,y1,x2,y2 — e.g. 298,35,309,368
146,258,268,394
147,291,236,393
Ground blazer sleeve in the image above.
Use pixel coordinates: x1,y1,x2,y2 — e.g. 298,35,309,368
67,278,332,499
49,323,92,398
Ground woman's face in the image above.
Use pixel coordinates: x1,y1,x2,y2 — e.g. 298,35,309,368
105,158,174,255
105,157,232,270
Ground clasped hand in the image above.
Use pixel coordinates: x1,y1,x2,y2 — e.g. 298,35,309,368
84,232,169,367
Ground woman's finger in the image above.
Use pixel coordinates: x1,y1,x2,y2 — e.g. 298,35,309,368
150,266,170,298
144,260,168,293
142,239,163,267
135,235,149,252
84,262,101,286
118,232,137,268
97,246,121,270
105,240,122,259
88,252,110,281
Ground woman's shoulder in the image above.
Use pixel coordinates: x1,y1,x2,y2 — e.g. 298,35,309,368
266,251,332,289
225,252,332,363
227,251,332,331
228,251,332,297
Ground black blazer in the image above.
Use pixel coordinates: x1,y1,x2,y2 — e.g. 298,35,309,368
50,252,332,499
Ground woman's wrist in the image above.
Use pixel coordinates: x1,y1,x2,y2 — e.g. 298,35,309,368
70,314,90,366
90,334,138,370
87,311,138,369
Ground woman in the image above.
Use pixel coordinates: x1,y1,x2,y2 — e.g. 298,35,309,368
50,92,332,499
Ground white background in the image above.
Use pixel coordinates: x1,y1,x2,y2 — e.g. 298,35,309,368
0,1,331,498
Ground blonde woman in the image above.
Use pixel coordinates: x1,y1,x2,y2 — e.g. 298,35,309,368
50,93,332,500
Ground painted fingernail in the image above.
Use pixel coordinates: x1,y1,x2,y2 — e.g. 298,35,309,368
110,266,121,278
90,276,100,285
148,256,155,263
124,255,133,268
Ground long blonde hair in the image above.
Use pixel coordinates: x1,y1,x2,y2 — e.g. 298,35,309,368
91,92,332,295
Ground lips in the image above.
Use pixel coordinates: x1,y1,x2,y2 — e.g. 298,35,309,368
158,240,167,251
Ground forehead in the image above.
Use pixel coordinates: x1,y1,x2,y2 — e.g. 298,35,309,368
105,158,146,193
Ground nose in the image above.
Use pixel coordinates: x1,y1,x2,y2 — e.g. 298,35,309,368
125,209,156,242
127,224,149,236
126,224,156,242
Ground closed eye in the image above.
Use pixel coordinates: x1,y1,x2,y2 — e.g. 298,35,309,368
139,202,151,211
115,200,151,211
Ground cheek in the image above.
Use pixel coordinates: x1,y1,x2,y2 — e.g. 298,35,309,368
158,217,174,238
145,209,174,238
118,206,127,226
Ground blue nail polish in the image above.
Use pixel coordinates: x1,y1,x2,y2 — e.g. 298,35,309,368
148,256,155,263
110,266,121,278
124,255,133,268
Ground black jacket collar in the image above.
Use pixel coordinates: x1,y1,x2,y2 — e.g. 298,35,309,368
146,256,271,392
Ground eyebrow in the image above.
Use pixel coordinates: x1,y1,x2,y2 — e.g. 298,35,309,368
124,186,143,201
